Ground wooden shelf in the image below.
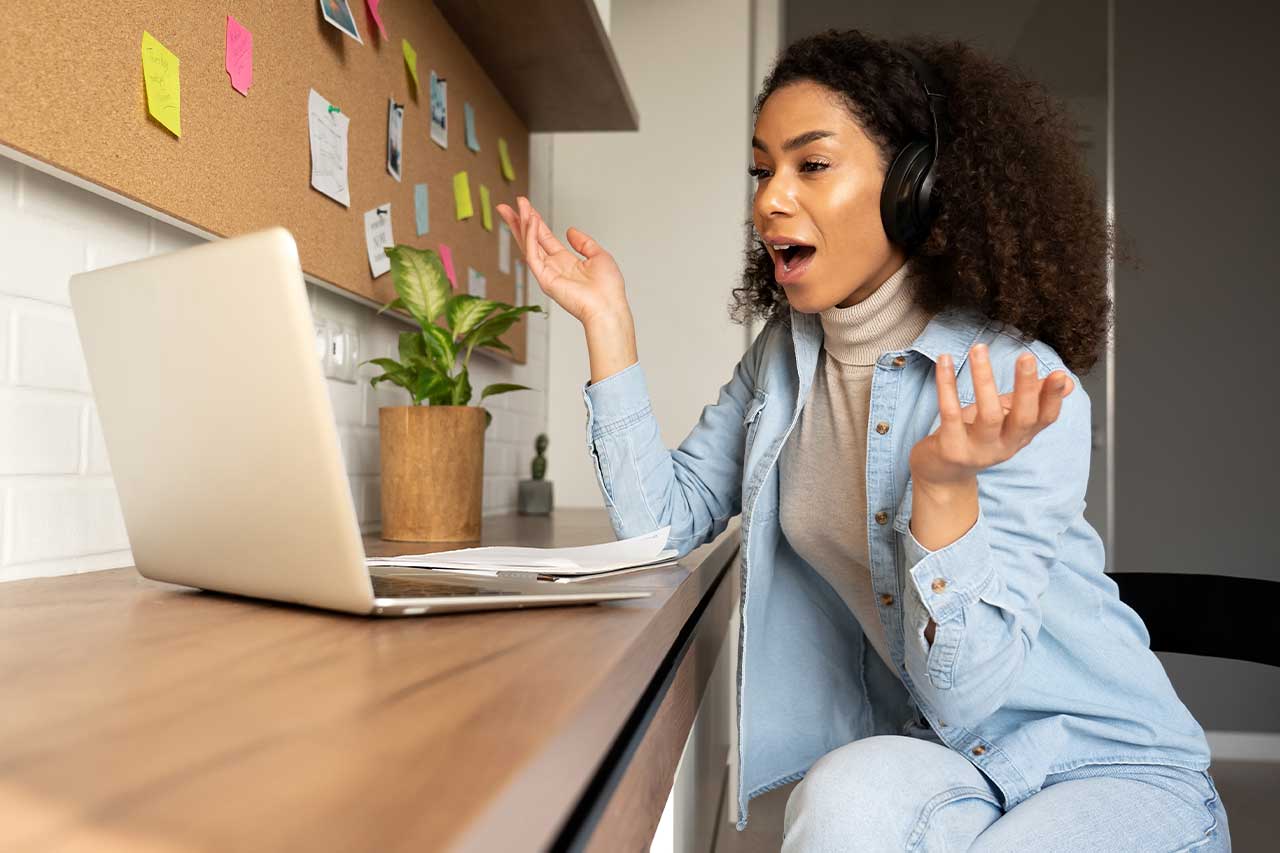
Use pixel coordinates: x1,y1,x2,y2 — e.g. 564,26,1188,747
433,0,640,131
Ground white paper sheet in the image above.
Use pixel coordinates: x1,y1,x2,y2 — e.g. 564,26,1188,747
308,89,350,207
366,526,674,576
364,204,394,277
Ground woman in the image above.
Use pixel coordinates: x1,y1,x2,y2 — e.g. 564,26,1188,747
497,28,1228,853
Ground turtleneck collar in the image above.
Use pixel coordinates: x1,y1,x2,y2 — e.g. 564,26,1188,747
818,260,935,366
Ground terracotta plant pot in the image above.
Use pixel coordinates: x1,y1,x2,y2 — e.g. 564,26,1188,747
378,405,485,542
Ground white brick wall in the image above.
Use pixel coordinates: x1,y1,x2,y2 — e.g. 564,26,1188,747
0,157,550,582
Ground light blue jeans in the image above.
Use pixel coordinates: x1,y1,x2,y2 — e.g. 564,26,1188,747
781,714,1230,852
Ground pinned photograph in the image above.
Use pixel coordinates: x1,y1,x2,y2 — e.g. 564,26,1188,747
430,70,448,149
387,97,404,182
319,0,363,44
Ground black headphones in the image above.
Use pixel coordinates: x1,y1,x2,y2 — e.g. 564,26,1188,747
880,46,947,249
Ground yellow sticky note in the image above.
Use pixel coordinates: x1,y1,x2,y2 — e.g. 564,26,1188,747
453,171,474,220
402,39,419,91
479,184,492,231
141,31,181,137
498,138,516,182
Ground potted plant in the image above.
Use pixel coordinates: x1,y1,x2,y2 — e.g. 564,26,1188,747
364,244,544,542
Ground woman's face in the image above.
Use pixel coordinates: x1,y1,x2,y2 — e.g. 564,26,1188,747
750,80,906,311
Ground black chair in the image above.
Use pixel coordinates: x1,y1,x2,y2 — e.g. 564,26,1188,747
1109,572,1276,667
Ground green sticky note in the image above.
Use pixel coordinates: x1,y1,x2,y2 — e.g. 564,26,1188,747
141,31,181,137
402,39,419,91
498,138,516,182
453,171,473,220
479,185,492,231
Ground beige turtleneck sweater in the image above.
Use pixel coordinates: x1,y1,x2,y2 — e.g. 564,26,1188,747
779,260,935,678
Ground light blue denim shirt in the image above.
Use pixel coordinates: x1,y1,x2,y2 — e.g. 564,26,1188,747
580,304,1210,831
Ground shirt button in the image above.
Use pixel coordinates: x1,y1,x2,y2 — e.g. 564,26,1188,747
875,510,889,525
879,593,894,606
931,577,947,593
971,745,986,756
892,355,906,367
875,421,890,435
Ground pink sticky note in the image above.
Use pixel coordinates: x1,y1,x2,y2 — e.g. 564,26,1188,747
367,0,388,40
438,243,457,288
225,16,253,95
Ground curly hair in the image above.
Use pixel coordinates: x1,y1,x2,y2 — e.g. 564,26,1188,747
730,29,1122,374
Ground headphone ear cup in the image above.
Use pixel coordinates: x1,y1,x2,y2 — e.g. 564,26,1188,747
880,140,935,247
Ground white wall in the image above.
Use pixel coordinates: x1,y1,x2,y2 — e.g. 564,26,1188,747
543,0,755,509
0,156,550,582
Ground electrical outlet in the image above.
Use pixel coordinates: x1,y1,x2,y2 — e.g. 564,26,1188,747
323,318,344,379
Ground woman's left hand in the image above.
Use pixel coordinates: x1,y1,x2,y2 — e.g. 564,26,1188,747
908,343,1075,489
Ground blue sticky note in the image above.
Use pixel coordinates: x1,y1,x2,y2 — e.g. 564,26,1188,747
414,183,429,235
464,102,480,152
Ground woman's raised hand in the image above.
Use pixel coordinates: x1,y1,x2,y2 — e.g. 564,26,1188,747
908,344,1076,488
494,196,630,327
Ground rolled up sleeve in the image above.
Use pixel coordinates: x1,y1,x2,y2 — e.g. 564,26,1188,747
899,377,1092,729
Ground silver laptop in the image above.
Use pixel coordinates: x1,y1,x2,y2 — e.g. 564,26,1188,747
68,226,651,616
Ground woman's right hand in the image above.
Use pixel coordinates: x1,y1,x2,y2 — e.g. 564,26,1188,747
495,196,631,327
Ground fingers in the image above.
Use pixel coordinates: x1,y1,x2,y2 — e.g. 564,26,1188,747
566,226,604,259
1002,353,1041,446
934,354,967,445
1036,369,1071,430
968,343,1004,442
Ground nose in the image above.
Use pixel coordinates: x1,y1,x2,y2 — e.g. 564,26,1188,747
754,170,798,224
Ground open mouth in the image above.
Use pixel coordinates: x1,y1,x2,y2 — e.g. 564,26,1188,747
778,244,816,270
769,242,817,282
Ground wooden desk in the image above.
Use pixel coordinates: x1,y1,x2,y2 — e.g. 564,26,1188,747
0,509,740,852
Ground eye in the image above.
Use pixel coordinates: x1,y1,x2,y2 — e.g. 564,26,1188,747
748,166,770,179
801,159,830,172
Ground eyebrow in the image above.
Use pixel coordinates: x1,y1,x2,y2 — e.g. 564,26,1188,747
751,129,836,154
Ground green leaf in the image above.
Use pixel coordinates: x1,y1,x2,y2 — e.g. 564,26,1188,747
446,294,502,341
376,296,407,317
461,305,542,360
414,371,453,404
398,331,431,369
483,409,493,430
385,245,451,328
421,323,456,372
451,367,472,406
483,338,514,355
368,357,408,374
480,382,531,400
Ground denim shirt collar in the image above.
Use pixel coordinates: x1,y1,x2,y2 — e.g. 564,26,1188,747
789,303,989,395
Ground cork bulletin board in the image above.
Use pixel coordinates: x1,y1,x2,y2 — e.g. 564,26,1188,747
0,0,532,361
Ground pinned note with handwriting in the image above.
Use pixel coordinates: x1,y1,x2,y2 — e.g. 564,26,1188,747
141,31,181,137
224,16,252,95
364,205,394,277
308,89,350,207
